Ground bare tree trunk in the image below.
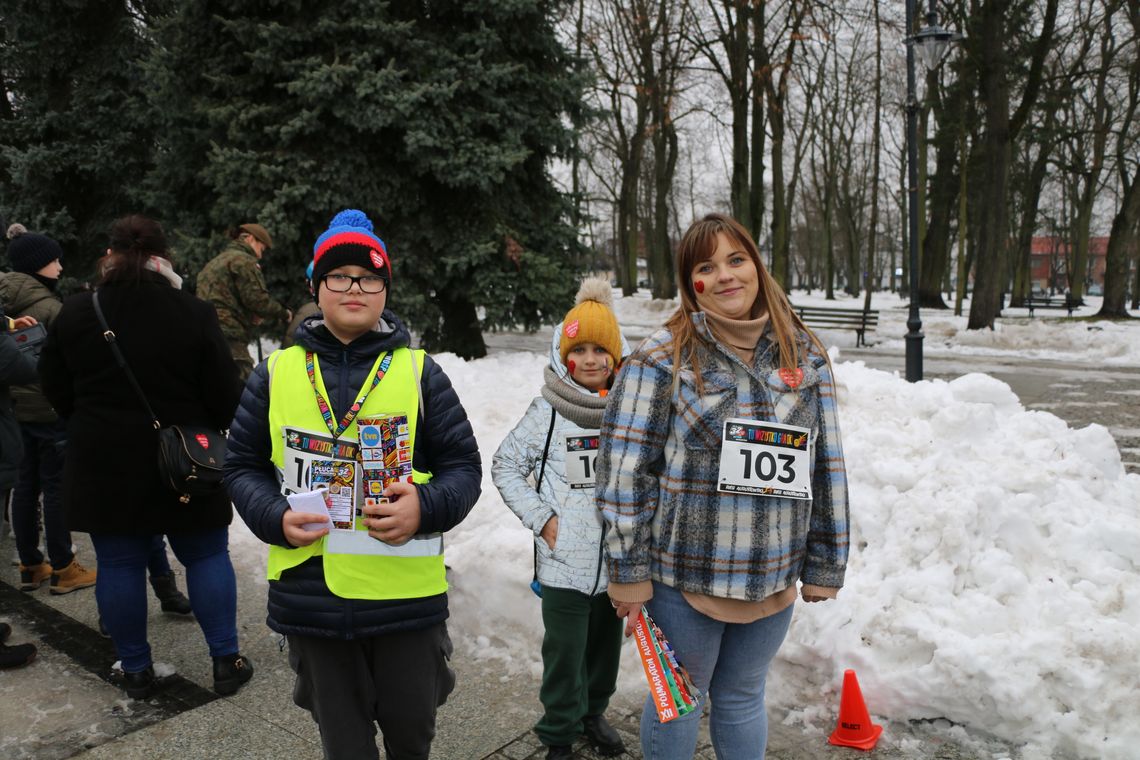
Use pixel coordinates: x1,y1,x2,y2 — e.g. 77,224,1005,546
899,133,909,297
1009,139,1050,307
725,0,752,230
966,0,1058,329
1100,166,1140,317
919,100,960,309
863,0,883,313
967,0,1011,330
570,0,586,235
617,152,643,295
759,0,808,288
749,4,766,243
953,127,969,315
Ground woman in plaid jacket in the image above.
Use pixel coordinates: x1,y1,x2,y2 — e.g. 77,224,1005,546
595,213,850,760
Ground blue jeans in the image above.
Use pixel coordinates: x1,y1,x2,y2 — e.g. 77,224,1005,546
640,582,794,760
11,423,71,569
90,529,239,673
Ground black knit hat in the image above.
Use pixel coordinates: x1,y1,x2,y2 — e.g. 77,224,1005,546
311,209,390,286
7,227,63,274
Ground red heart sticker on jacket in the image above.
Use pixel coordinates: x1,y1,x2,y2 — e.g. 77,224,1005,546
779,368,804,389
564,320,579,338
195,434,210,449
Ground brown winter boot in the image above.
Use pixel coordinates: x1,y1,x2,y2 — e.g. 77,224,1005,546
18,562,52,591
49,559,97,595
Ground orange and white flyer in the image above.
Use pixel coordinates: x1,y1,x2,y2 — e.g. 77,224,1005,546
633,608,701,723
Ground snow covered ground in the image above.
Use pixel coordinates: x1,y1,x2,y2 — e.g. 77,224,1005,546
234,289,1140,759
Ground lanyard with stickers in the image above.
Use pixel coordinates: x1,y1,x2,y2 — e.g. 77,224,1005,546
716,418,813,500
306,351,393,440
563,430,601,489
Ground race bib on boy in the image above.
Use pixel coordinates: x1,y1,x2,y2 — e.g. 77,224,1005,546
717,419,812,500
280,427,360,529
564,430,601,489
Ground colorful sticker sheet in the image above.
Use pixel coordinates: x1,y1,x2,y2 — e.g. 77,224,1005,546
632,607,701,723
357,415,413,528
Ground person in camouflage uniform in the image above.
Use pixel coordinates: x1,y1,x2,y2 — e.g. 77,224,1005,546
196,224,291,381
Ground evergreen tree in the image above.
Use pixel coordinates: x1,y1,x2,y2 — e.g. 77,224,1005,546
144,0,586,357
0,0,155,286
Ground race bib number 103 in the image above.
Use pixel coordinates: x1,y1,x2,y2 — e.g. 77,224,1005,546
717,419,812,500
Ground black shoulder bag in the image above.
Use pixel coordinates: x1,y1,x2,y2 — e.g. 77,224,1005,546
92,291,227,504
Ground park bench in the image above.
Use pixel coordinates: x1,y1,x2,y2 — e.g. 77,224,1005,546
793,305,880,347
1025,294,1078,317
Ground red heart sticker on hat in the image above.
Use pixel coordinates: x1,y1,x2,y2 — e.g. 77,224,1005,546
565,320,579,338
778,368,804,389
369,249,385,269
195,434,210,449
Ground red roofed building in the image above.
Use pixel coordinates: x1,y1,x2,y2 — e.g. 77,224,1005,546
1029,236,1109,293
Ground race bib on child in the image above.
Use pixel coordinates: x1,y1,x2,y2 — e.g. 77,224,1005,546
717,419,812,500
564,430,601,490
280,427,360,529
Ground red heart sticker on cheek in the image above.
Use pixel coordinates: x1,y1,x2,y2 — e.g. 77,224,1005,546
779,368,804,389
567,360,576,375
694,280,705,294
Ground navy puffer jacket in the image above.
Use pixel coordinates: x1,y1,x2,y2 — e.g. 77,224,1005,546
225,310,482,639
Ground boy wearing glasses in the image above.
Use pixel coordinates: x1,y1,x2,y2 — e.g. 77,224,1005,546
225,209,482,760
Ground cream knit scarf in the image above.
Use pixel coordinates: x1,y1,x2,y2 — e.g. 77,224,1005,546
540,366,608,429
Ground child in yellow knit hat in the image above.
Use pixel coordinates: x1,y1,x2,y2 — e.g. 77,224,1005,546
558,277,623,393
492,276,627,759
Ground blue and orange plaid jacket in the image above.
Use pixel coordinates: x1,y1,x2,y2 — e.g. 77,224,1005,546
596,313,849,601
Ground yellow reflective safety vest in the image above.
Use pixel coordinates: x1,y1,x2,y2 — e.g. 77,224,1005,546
265,345,446,600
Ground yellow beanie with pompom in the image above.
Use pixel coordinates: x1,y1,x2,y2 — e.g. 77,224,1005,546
560,276,622,366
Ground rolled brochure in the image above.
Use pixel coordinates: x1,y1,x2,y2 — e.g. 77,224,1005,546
632,607,701,723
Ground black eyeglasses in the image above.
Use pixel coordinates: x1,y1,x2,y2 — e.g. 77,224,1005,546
321,273,387,294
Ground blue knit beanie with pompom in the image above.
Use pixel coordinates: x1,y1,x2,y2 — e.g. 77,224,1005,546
311,209,390,288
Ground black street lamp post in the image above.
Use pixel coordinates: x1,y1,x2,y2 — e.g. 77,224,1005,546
905,0,964,382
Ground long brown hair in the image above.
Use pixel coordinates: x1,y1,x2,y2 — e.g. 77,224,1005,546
99,215,170,286
664,213,825,384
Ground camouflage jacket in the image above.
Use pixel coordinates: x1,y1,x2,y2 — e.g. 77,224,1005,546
0,272,61,423
196,241,288,343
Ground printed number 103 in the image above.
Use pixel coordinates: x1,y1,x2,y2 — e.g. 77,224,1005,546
739,450,796,484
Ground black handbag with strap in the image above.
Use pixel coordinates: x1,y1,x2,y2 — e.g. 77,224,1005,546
92,291,227,504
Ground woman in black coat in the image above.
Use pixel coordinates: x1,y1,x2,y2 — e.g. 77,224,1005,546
39,215,254,699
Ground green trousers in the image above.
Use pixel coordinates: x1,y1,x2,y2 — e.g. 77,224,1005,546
535,585,623,747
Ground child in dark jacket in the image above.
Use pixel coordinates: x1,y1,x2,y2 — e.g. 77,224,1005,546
225,210,482,760
492,277,627,760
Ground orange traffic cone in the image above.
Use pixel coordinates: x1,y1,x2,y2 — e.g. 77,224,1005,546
828,669,883,750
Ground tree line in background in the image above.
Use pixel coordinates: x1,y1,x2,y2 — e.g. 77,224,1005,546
2,1,1139,360
572,0,1140,325
0,0,585,358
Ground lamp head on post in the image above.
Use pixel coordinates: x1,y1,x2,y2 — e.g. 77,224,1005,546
912,9,966,73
